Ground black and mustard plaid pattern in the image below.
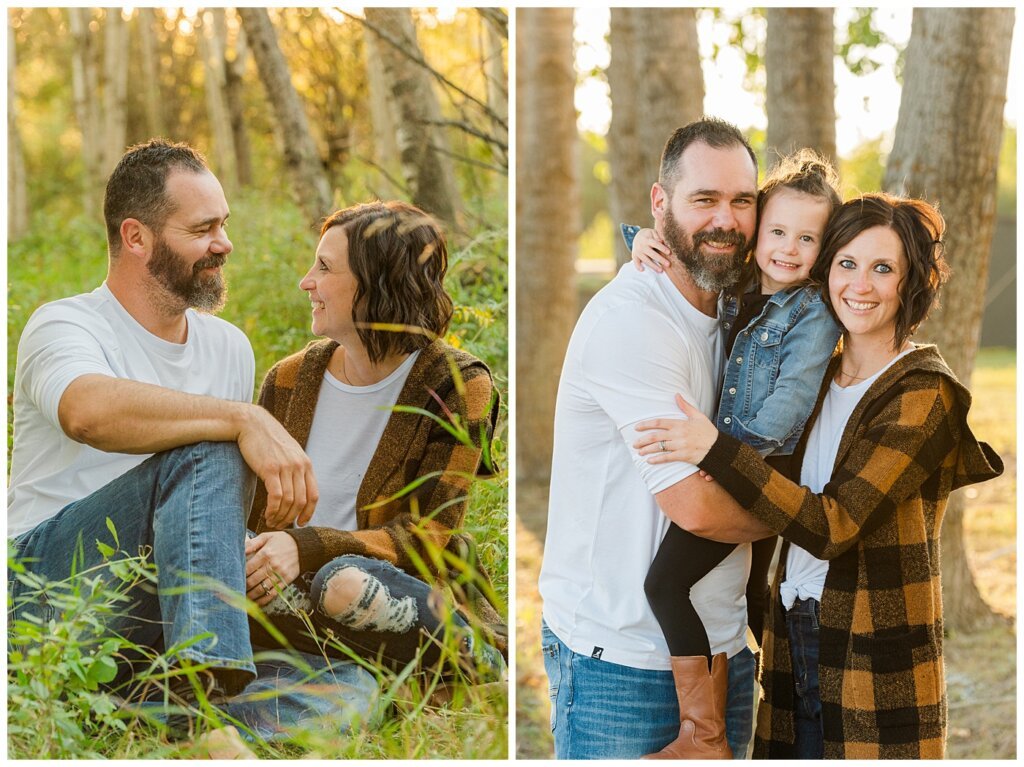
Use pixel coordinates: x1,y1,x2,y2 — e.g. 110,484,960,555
699,345,1002,759
247,338,505,649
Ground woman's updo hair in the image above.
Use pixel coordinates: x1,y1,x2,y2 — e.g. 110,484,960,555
810,192,950,348
321,201,454,364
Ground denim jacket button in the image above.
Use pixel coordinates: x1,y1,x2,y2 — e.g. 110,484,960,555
724,322,731,329
729,387,736,395
761,332,769,341
735,356,743,364
724,417,732,424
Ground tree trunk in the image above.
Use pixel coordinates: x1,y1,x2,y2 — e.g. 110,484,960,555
362,27,403,196
516,8,579,482
69,7,103,217
608,8,703,266
223,13,253,187
238,7,332,224
482,10,508,168
102,8,129,174
363,8,462,229
883,7,1013,633
136,7,164,138
607,9,644,266
634,9,703,188
200,8,238,192
8,20,29,239
765,8,837,169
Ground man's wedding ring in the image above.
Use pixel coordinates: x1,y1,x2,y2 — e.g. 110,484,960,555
659,440,667,452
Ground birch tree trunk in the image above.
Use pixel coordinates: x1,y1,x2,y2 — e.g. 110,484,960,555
223,14,253,187
482,10,508,167
608,8,703,266
363,7,461,228
238,7,332,223
101,8,129,175
8,20,29,239
200,8,238,192
136,7,163,138
362,27,403,195
765,8,836,168
883,7,1014,633
516,8,579,482
69,7,103,217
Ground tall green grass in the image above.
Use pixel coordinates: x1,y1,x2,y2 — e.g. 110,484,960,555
6,189,508,758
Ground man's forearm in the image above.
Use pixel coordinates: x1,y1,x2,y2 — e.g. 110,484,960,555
655,473,775,543
58,374,250,454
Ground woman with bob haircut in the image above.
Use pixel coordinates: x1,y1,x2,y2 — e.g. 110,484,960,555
243,200,504,678
631,192,1002,758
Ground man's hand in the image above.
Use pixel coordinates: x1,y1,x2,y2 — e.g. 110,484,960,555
245,531,301,606
236,408,318,528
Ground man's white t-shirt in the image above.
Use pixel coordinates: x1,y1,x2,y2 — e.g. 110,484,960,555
781,350,912,608
303,351,419,531
539,264,751,671
8,283,255,538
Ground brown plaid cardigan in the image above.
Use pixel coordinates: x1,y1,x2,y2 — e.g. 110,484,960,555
247,338,506,651
699,345,1002,759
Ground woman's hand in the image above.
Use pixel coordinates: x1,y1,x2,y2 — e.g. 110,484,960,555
631,227,672,273
245,531,301,606
633,394,719,465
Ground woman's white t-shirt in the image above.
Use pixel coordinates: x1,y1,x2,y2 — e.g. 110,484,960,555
781,350,912,609
303,351,419,531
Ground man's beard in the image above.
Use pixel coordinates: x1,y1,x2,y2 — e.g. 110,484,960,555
147,237,227,314
662,207,746,292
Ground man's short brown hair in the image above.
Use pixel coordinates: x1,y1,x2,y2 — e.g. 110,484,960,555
103,139,209,255
659,117,758,192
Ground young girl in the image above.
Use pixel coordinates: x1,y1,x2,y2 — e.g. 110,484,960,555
620,149,842,759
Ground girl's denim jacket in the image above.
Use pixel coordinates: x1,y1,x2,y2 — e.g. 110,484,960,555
621,223,841,457
718,286,840,456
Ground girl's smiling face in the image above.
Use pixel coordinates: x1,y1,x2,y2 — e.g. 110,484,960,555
753,188,832,293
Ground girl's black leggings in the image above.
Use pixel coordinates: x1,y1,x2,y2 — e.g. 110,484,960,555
644,523,776,663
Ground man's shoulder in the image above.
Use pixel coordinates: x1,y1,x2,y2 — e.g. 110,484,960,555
583,267,673,326
21,288,114,343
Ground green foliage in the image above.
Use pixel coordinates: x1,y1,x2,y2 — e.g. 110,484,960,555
8,533,508,759
837,8,901,78
7,546,157,758
839,136,888,197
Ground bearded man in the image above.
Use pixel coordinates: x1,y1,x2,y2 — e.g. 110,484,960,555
7,140,323,730
538,118,765,759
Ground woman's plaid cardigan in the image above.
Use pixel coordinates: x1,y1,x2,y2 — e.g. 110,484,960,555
699,345,1002,759
247,338,505,650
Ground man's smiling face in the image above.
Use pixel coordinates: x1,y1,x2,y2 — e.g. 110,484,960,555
654,142,758,292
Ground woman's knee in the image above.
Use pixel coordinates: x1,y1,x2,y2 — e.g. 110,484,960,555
312,556,419,633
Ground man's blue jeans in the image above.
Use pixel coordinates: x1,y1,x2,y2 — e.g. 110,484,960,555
9,442,257,692
541,621,755,759
786,597,823,759
222,649,379,740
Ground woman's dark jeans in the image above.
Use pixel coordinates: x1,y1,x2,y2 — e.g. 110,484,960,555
785,597,823,759
250,552,502,679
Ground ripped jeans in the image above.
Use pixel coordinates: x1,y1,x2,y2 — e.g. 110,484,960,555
251,554,503,678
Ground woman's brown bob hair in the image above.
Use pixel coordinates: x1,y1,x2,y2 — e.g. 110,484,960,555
320,201,454,364
810,192,950,349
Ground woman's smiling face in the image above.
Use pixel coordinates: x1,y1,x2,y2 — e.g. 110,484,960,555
299,226,359,341
828,225,907,347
